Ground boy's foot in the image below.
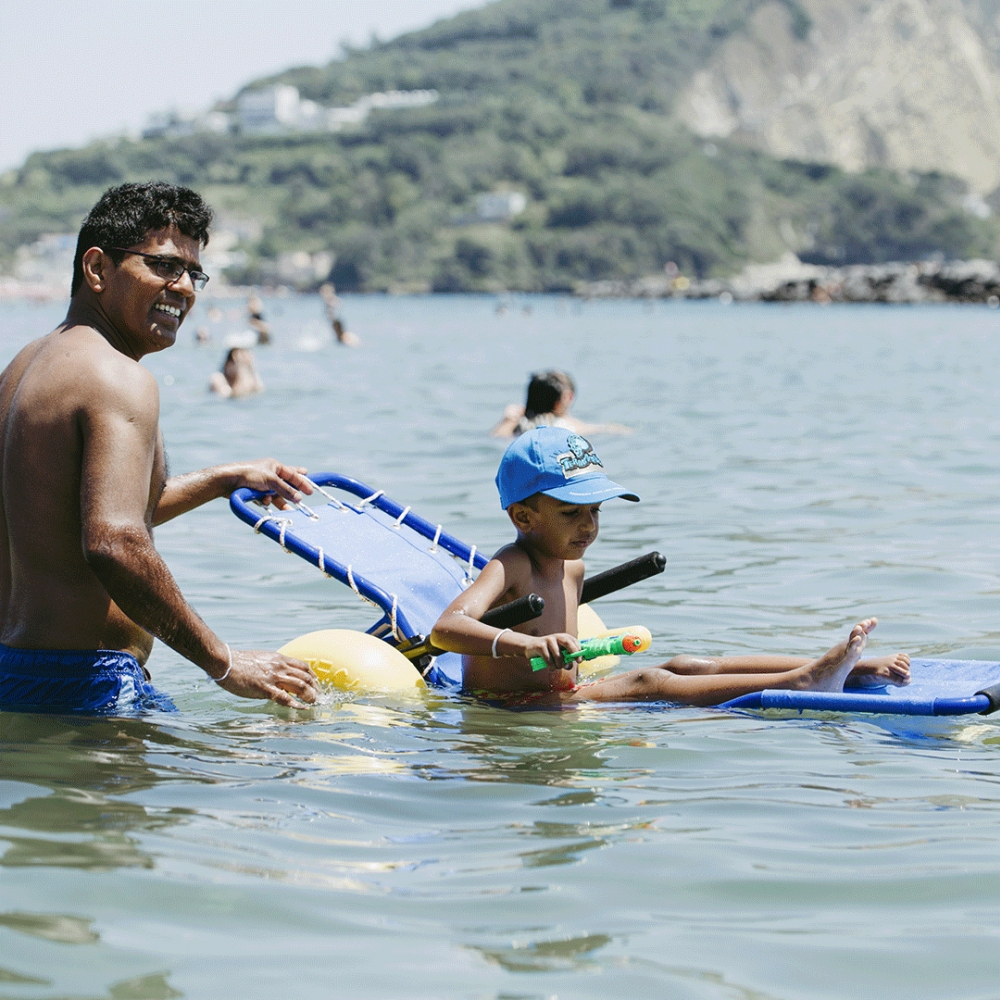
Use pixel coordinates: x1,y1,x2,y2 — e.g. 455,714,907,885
846,652,911,688
797,619,877,692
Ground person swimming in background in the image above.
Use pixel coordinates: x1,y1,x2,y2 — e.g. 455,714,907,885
320,283,360,347
490,370,630,438
247,293,271,345
209,348,264,398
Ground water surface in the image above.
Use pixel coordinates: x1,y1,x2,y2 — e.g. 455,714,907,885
2,295,1000,999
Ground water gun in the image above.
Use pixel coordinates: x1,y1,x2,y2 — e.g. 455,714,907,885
530,626,652,671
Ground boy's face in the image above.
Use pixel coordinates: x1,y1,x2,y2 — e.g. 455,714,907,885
509,494,601,560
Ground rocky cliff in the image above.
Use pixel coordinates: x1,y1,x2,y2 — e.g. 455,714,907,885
678,0,1000,195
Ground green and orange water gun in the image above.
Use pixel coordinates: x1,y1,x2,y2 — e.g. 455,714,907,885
530,626,652,671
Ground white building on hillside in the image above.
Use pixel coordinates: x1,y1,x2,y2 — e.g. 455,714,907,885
475,191,527,222
237,85,303,134
237,85,438,135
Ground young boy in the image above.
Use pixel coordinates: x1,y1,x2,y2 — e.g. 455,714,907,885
430,427,910,706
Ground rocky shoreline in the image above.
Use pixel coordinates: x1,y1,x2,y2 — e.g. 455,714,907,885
575,256,1000,305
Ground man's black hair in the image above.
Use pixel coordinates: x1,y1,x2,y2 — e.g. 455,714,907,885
72,182,213,295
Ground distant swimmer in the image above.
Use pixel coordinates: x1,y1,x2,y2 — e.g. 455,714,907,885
0,182,317,714
247,293,271,345
209,347,264,398
490,369,630,438
320,283,360,347
195,325,211,345
333,317,360,347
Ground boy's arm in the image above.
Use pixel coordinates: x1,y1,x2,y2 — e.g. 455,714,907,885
431,555,581,669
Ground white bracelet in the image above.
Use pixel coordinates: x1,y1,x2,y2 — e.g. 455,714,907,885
214,643,233,684
492,628,510,659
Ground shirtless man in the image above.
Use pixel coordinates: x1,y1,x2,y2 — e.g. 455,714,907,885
0,182,318,714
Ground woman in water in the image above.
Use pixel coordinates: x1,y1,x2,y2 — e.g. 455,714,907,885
490,370,630,438
209,348,265,398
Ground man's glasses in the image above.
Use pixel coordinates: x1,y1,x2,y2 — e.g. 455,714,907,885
108,248,210,291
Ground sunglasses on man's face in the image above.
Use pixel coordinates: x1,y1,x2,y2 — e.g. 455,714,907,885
108,247,210,291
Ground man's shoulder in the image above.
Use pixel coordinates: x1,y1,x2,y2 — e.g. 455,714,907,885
42,325,158,404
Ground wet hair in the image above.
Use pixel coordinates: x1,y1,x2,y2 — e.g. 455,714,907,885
72,182,213,295
523,370,576,419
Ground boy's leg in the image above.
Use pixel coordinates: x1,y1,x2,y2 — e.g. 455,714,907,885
665,651,910,686
665,654,808,675
571,620,874,707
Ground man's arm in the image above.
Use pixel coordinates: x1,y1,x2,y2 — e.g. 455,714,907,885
153,459,313,525
79,366,317,706
430,553,580,668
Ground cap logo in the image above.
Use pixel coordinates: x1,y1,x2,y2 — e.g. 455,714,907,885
556,434,603,479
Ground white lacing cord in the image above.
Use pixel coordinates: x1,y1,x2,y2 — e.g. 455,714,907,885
303,477,345,509
291,499,320,521
346,564,378,607
344,563,401,639
356,490,384,508
253,514,294,552
462,546,477,587
388,593,401,641
429,524,442,552
392,506,411,529
316,547,332,578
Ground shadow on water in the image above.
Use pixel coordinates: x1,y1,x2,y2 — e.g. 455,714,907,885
448,700,617,786
0,971,183,1000
470,931,612,973
0,713,198,999
0,712,203,871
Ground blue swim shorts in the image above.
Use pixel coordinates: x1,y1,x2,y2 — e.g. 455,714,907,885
0,644,176,715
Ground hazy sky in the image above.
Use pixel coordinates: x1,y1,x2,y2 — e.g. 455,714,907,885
0,0,492,171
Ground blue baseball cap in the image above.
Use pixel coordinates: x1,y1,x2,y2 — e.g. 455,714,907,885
496,427,640,508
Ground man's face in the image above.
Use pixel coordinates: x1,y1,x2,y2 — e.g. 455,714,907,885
98,225,203,355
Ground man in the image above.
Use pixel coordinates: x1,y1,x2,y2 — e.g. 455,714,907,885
0,182,318,713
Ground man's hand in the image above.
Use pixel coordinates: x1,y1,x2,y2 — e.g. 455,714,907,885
225,459,313,509
514,632,582,670
215,650,319,708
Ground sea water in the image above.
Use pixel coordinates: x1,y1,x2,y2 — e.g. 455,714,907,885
2,294,1000,1000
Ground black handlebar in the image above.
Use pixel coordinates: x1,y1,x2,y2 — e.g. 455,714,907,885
580,551,666,605
977,682,1000,714
398,593,546,665
481,593,545,630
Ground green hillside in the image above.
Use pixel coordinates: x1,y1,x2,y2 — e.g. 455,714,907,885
2,0,997,291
